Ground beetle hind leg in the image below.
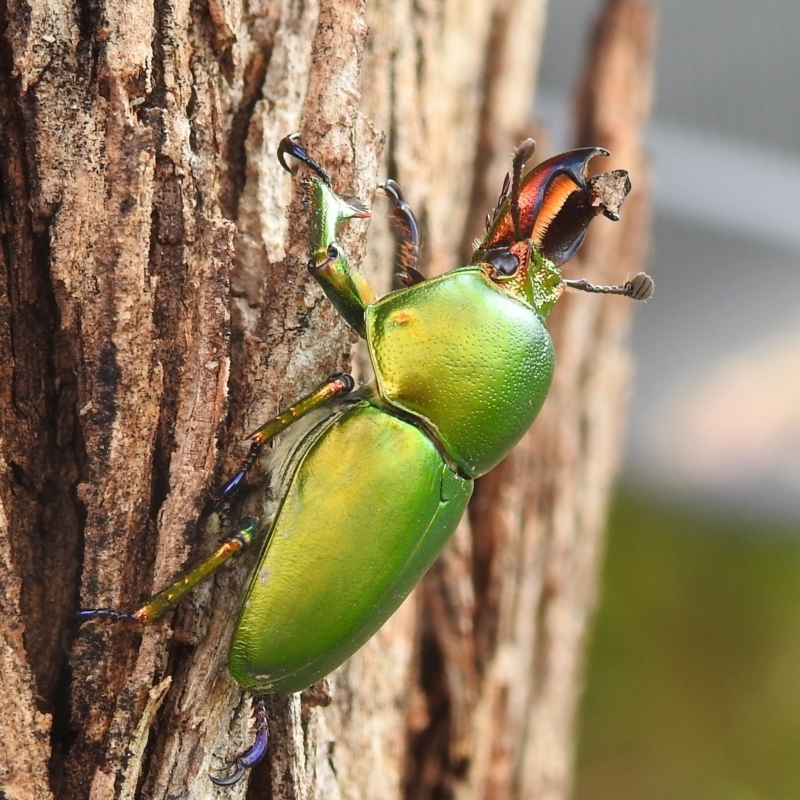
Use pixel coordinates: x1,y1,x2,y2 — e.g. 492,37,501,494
209,696,269,786
63,517,261,655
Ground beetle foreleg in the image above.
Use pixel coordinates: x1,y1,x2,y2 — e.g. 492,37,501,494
307,241,376,335
278,136,377,335
305,179,374,335
208,695,269,786
207,373,355,512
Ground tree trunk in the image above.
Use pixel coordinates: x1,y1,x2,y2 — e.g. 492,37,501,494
0,0,654,798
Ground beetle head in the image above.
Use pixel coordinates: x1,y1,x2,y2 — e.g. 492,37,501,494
479,240,564,316
473,146,631,314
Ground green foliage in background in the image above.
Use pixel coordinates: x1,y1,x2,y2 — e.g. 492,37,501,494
574,490,800,800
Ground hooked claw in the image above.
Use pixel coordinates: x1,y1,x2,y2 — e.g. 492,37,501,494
208,697,269,786
277,133,333,187
208,760,248,788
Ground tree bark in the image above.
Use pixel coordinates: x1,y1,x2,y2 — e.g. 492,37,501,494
0,0,654,798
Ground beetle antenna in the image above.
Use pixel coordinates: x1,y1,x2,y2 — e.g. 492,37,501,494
563,271,654,301
510,138,536,240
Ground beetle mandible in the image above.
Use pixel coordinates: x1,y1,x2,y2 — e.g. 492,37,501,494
72,133,653,786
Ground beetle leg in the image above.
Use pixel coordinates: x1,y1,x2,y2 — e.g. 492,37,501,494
379,179,425,287
209,696,269,786
305,178,374,335
62,517,261,654
207,373,355,512
277,135,378,335
563,271,654,301
60,607,138,655
62,518,261,649
132,517,260,624
308,239,376,336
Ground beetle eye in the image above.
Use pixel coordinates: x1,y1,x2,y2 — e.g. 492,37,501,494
484,247,519,277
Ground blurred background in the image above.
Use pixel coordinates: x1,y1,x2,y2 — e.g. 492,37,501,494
536,1,800,798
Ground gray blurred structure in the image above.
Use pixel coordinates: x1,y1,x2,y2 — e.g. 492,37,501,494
538,0,800,517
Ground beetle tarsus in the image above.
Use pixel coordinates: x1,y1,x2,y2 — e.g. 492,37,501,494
76,608,140,626
61,608,141,656
206,442,263,514
277,133,333,187
209,696,269,787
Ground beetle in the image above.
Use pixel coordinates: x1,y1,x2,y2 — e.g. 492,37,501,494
72,134,653,786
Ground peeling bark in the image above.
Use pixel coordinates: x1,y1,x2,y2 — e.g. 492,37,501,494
0,0,654,798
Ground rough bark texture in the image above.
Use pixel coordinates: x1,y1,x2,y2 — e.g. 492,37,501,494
0,0,654,798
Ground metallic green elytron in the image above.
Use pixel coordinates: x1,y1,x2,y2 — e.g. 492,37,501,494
74,134,652,786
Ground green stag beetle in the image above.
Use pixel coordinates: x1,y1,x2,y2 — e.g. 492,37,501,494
71,134,653,786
